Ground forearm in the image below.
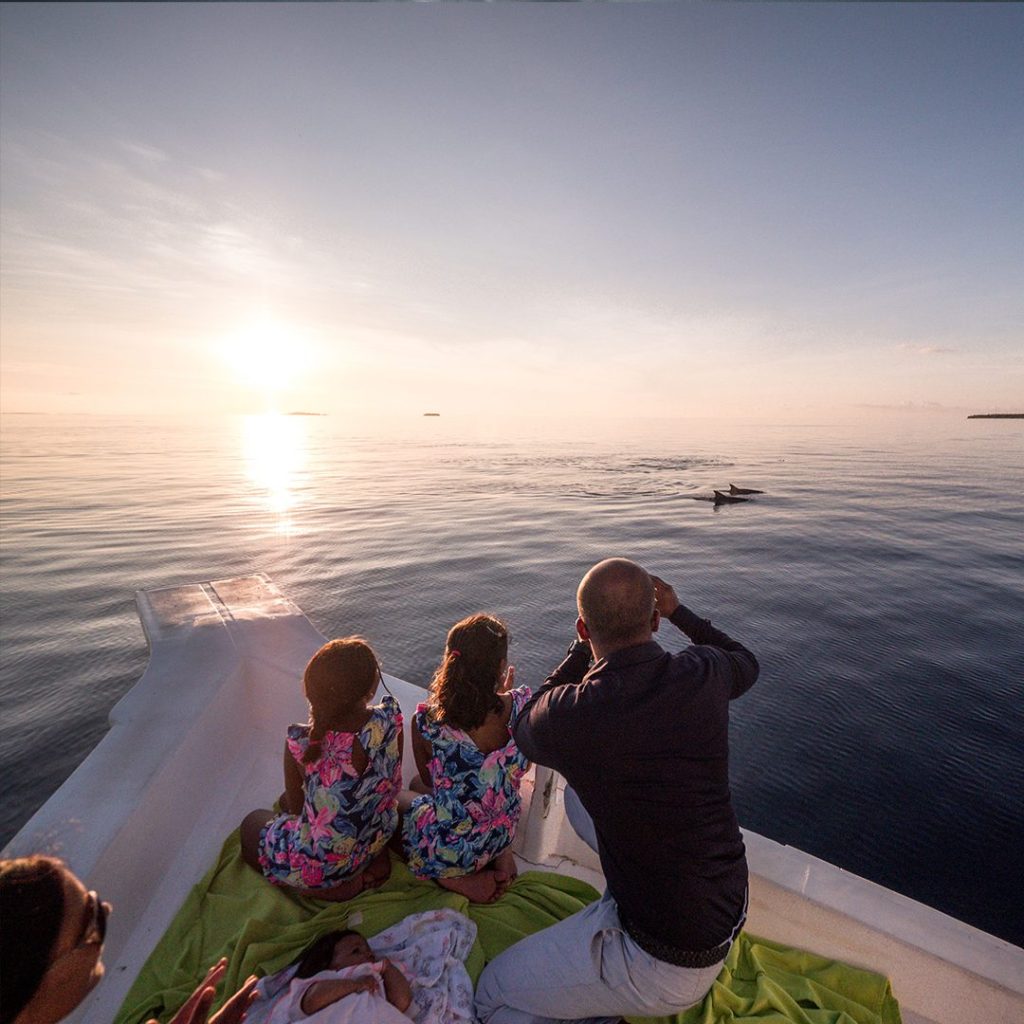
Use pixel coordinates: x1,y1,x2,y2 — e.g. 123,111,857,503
282,741,305,813
513,641,590,766
670,605,759,697
300,980,357,1015
382,963,412,1012
411,723,433,787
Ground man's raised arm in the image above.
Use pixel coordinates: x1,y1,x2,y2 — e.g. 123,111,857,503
512,638,591,769
652,574,759,698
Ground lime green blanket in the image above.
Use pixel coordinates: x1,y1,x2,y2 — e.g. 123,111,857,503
628,935,901,1024
115,836,900,1024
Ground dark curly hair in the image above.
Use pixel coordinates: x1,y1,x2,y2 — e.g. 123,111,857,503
303,637,380,765
293,928,363,979
0,856,66,1024
427,613,508,732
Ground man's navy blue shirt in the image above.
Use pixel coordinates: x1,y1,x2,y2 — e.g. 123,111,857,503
513,606,759,952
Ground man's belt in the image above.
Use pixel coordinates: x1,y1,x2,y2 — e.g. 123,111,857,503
619,910,733,970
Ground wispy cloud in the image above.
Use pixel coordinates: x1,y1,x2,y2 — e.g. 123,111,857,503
117,140,169,164
1,131,312,315
897,344,957,356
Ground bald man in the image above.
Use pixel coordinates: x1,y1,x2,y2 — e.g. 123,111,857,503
475,558,759,1024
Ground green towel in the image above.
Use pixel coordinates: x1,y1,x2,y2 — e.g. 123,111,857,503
114,834,598,1024
115,834,901,1024
628,933,902,1024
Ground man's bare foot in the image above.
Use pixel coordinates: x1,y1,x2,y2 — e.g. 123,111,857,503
437,870,499,904
361,849,392,890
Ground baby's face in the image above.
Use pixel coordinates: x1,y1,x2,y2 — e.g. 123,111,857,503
330,933,375,970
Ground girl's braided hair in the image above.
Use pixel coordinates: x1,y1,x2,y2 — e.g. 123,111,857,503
427,613,508,732
303,637,380,765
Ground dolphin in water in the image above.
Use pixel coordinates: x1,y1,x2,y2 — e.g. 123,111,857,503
684,487,757,503
690,491,750,504
714,489,749,504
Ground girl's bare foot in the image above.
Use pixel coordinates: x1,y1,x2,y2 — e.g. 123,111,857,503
491,869,510,901
437,870,499,903
492,848,517,884
361,849,392,890
293,873,365,902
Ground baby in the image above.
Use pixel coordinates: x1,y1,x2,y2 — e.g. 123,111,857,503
272,929,412,1022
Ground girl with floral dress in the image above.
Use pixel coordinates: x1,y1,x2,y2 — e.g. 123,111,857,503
241,637,403,901
400,614,532,904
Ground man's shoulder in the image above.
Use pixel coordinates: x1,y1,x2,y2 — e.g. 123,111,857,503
675,641,741,671
524,672,617,722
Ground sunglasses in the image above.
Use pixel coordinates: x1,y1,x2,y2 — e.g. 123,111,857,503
50,891,109,967
77,891,109,949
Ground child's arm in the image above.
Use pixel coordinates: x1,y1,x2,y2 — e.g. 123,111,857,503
380,959,413,1013
411,719,433,789
280,741,305,815
299,976,377,1015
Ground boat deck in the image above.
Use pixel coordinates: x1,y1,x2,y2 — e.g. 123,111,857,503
4,575,1021,1024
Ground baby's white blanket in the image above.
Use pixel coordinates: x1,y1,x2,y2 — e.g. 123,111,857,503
251,909,477,1024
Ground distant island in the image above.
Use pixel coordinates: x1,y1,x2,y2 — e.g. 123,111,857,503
423,412,441,417
285,411,326,417
967,414,1024,419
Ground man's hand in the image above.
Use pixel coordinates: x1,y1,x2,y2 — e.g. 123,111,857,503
153,960,259,1024
650,575,680,618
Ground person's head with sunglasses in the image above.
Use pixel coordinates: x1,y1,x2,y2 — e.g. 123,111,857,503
0,856,107,1024
0,856,257,1024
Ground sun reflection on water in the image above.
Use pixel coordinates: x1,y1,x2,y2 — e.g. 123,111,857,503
241,413,309,533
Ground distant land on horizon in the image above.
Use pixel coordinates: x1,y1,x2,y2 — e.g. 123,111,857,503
285,411,326,417
967,413,1024,419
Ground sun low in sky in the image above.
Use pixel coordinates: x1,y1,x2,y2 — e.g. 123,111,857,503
218,321,317,411
1,3,1021,421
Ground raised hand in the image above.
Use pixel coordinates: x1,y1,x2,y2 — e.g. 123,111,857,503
650,574,680,617
153,960,259,1024
209,975,260,1024
501,664,516,692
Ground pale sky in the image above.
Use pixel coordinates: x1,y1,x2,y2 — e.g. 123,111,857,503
1,3,1021,420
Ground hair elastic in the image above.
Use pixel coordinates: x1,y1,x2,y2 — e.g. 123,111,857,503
448,649,461,658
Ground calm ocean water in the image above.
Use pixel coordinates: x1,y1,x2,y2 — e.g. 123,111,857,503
1,412,1021,945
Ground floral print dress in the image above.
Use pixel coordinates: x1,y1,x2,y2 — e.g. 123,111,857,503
259,694,403,890
403,685,532,879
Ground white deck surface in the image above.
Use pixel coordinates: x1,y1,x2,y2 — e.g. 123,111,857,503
4,574,1022,1024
